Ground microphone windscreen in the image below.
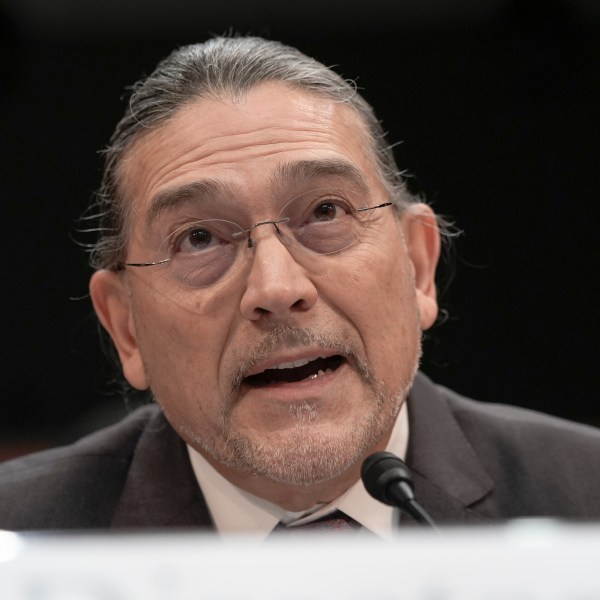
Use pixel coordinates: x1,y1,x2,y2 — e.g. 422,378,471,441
361,451,414,506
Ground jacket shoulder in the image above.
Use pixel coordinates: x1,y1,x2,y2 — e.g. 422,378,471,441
412,373,600,517
0,404,161,530
442,383,600,458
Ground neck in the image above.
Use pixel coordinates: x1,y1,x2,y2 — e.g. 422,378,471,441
206,458,364,512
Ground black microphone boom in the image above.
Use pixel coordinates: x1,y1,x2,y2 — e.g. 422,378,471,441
361,451,438,530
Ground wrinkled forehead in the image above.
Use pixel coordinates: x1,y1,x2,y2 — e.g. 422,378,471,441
117,83,385,229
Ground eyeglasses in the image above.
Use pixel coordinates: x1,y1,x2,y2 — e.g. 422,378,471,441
118,189,393,289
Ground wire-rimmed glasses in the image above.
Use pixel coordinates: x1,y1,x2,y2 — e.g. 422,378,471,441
118,188,393,289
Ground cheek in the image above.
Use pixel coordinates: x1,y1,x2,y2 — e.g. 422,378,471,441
338,242,417,323
326,244,420,377
130,285,236,401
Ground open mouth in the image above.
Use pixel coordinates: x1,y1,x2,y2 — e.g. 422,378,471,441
244,355,345,387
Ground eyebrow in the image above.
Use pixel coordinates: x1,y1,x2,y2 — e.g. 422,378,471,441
270,158,371,196
143,158,372,231
144,178,236,231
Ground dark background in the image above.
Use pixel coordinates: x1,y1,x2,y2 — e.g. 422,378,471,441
1,0,599,458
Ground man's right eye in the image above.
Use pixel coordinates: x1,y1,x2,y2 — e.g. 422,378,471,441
174,227,216,254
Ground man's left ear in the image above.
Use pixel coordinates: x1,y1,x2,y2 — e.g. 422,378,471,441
402,204,441,330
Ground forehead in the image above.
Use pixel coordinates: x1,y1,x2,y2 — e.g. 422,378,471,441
119,82,383,221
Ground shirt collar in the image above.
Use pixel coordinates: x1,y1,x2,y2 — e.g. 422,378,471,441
187,401,409,540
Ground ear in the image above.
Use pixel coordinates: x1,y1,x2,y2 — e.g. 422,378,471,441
402,204,441,330
89,270,149,390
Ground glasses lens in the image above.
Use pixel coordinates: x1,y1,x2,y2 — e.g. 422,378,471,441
162,219,245,288
281,189,370,254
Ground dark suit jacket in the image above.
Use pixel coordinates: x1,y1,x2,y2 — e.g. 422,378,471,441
1,373,600,531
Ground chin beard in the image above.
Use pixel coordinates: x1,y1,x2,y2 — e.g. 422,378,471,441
193,371,411,487
223,404,391,487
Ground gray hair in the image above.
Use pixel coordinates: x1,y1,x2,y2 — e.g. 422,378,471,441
86,35,418,271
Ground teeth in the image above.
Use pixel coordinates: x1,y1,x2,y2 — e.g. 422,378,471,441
272,356,327,370
305,368,332,381
266,367,334,385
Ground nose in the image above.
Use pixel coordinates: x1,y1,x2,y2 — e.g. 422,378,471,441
239,228,318,321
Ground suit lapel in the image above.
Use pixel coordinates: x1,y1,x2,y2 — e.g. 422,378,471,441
406,373,495,524
111,407,214,529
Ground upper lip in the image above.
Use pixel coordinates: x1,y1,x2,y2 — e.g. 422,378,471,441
245,349,342,377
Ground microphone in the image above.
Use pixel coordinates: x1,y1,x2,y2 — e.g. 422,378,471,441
361,451,438,530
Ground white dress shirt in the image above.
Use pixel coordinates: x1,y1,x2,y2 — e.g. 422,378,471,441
187,402,409,540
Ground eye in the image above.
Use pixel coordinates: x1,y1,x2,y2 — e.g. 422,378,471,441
309,199,352,223
313,202,337,221
171,223,225,255
181,228,213,251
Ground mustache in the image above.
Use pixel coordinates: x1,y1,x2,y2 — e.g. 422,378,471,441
230,325,374,392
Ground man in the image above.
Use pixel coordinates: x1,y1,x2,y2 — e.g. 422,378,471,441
1,36,599,536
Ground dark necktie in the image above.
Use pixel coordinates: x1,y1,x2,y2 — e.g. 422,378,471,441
274,510,362,534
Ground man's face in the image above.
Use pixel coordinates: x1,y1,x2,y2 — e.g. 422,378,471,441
91,83,439,495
